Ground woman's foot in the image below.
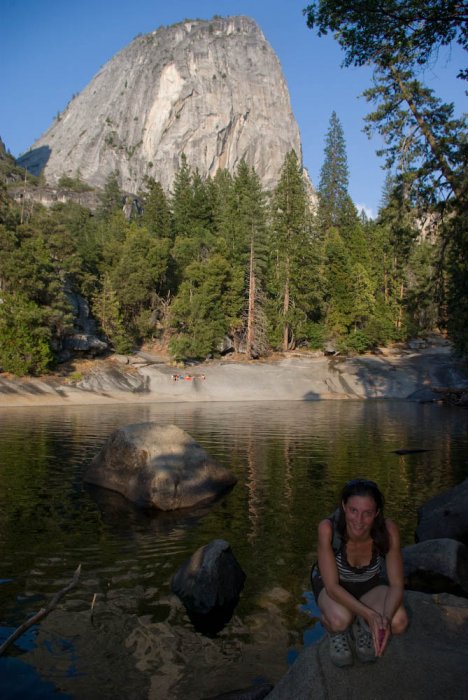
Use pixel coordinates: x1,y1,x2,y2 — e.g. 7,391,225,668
329,630,353,667
352,619,376,662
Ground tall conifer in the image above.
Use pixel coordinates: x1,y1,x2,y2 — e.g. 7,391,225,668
233,160,269,358
318,112,357,233
270,150,322,350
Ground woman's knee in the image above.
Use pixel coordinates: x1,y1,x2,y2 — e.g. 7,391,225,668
391,606,408,635
321,607,353,632
318,590,354,631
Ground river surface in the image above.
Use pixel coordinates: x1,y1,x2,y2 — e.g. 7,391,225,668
0,400,467,699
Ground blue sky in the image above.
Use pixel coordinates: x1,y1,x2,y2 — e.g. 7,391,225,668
1,0,465,217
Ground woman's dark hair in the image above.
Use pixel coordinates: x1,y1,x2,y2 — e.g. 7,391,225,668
336,478,390,554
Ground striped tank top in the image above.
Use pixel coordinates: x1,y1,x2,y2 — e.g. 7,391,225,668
335,545,385,585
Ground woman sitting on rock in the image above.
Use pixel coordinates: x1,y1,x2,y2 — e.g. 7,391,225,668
311,478,408,666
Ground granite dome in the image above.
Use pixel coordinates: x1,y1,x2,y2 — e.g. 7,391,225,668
19,16,304,194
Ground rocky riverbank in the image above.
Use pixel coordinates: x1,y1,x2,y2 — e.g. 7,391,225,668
1,344,467,408
266,590,468,700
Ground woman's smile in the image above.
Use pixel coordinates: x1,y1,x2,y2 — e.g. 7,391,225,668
343,495,378,539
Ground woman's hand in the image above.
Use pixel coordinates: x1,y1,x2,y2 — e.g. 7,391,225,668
364,609,390,655
376,621,391,656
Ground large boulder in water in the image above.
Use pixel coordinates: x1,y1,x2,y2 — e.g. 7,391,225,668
415,479,468,545
84,423,237,510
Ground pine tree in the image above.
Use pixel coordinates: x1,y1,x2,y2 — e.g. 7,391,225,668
305,1,467,352
140,178,172,239
92,272,132,353
0,292,53,375
171,155,217,273
323,229,356,336
233,160,269,358
171,154,193,238
377,182,419,333
270,150,323,350
97,172,123,218
169,254,244,360
109,223,172,341
209,169,237,258
318,112,358,233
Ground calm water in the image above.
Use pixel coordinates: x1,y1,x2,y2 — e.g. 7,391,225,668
0,400,467,699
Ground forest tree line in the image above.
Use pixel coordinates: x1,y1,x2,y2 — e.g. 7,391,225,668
0,111,459,376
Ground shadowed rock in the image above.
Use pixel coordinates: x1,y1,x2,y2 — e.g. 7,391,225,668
403,538,468,597
84,423,237,510
415,478,468,545
171,539,246,634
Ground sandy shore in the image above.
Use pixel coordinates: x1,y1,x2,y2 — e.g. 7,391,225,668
1,346,467,408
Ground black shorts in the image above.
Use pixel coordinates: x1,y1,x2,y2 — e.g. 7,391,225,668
310,564,385,603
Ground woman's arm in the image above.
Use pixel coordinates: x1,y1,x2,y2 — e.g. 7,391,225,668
371,518,405,655
382,518,405,620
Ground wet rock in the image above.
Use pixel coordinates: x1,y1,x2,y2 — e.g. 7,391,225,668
415,478,468,545
403,538,468,597
84,423,237,510
171,539,246,634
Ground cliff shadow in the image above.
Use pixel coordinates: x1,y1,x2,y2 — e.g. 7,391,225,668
352,350,468,399
17,145,51,176
303,390,320,401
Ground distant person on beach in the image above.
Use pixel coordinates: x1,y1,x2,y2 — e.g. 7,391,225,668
311,478,408,666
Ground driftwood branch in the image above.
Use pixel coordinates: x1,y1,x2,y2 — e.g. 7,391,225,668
0,564,81,656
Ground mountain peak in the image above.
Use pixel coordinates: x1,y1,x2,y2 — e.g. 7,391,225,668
18,16,302,194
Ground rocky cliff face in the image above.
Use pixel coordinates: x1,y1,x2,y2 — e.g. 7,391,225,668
18,16,303,194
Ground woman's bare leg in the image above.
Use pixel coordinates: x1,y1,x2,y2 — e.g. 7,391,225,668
318,589,355,665
317,588,354,632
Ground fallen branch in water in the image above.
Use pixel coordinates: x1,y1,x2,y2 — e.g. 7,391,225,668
90,592,97,623
0,564,81,656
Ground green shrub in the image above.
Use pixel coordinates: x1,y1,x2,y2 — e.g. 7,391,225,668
0,294,53,375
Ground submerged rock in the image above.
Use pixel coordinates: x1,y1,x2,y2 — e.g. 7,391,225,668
171,539,246,634
84,423,237,510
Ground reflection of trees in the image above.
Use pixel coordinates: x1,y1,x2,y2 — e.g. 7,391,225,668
283,438,293,507
246,426,262,543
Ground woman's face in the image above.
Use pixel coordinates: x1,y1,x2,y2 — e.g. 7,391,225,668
342,494,379,540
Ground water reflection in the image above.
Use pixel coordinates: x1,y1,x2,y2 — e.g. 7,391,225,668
0,400,467,698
